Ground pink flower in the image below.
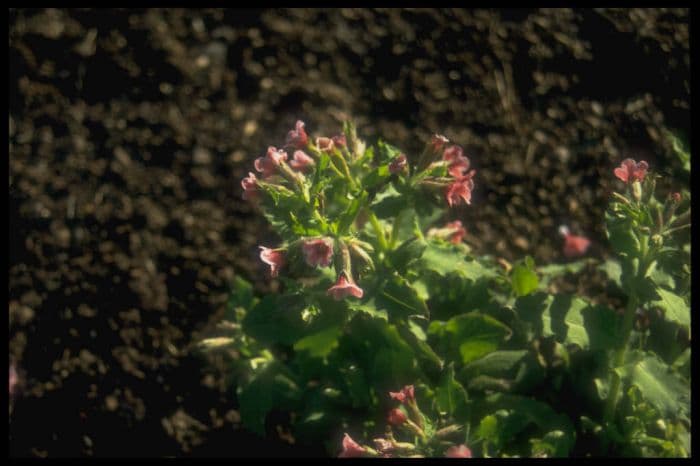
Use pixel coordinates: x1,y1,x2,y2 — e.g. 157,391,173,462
254,146,288,178
285,120,308,149
671,192,682,203
432,134,449,152
259,246,285,277
442,145,472,177
445,444,472,458
613,159,649,184
241,172,260,201
332,134,347,148
446,220,467,244
442,144,464,162
289,150,315,172
338,433,367,458
559,226,590,258
302,237,334,268
446,172,476,207
387,408,407,426
389,385,415,404
389,154,408,174
316,137,335,152
327,271,364,300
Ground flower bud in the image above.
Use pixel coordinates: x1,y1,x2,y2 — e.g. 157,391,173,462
349,240,375,270
650,234,663,248
198,337,235,350
435,424,463,439
387,408,407,426
663,192,682,225
631,180,642,202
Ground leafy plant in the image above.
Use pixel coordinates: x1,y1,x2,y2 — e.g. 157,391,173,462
201,121,690,457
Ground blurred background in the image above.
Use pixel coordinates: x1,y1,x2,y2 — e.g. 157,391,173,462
8,8,689,457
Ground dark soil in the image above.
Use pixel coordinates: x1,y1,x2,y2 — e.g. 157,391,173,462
8,8,689,457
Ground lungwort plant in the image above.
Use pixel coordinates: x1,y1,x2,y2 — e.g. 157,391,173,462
200,121,690,457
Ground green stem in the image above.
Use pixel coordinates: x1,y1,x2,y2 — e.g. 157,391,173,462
413,215,425,241
368,211,389,252
603,294,637,425
663,223,690,236
334,150,357,190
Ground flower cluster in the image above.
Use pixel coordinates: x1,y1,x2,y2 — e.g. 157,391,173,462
240,121,479,301
614,158,648,184
338,385,472,458
242,120,371,299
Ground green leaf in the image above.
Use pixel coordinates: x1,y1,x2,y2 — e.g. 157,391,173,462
598,259,622,288
461,350,528,380
293,325,343,359
361,165,391,191
430,313,511,364
435,364,469,418
615,353,689,419
516,293,590,349
242,295,307,346
475,414,499,443
581,304,622,351
337,191,367,233
238,361,301,435
348,298,388,321
511,257,539,297
606,211,640,258
538,260,589,287
531,430,571,458
652,287,690,329
390,238,427,271
378,274,429,318
400,320,443,370
420,242,490,280
376,140,403,163
475,393,576,456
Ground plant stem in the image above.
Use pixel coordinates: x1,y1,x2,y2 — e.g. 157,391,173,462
603,294,637,425
413,215,425,241
368,211,389,252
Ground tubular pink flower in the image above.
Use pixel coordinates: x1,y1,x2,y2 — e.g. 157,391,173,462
285,120,308,149
432,134,449,152
446,220,467,244
302,237,334,268
241,172,260,201
316,136,335,152
338,433,367,458
327,271,364,300
389,385,415,404
445,171,476,207
389,154,408,174
254,146,288,178
442,144,464,162
387,408,407,426
447,154,471,178
559,226,590,258
332,134,347,148
445,444,472,458
289,150,315,172
259,246,285,277
614,158,649,183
